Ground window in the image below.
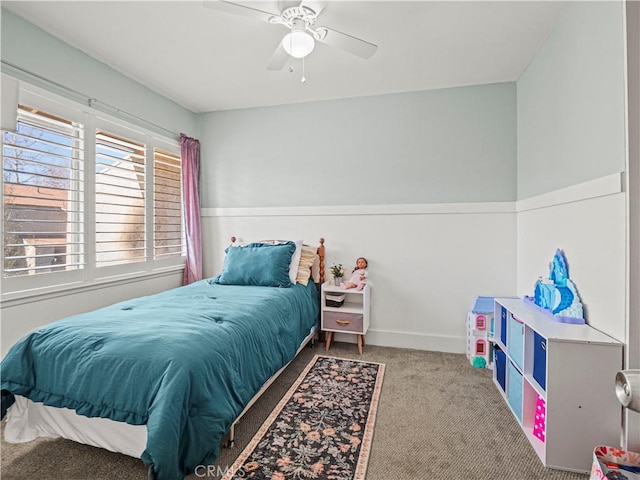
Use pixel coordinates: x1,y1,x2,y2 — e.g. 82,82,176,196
95,130,146,267
153,148,185,259
1,87,184,296
2,105,84,277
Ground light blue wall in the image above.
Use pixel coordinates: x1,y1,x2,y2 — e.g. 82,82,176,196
517,1,626,199
1,8,197,138
198,82,517,208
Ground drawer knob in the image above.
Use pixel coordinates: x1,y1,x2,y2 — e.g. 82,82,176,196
336,319,351,325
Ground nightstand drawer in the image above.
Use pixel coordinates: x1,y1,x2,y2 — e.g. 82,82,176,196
323,312,363,333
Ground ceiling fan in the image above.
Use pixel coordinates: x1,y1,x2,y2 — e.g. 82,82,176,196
203,0,377,76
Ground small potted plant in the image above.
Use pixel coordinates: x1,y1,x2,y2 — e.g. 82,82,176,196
330,263,344,286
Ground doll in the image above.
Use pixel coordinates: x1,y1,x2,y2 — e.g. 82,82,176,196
341,257,368,290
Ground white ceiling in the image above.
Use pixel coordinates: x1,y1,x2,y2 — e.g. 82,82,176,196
3,1,569,113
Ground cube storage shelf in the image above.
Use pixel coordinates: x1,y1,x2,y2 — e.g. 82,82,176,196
493,297,622,473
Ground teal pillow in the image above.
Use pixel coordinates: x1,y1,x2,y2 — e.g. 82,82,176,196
214,242,295,287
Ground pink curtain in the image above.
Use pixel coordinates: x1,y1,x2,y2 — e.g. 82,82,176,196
180,134,202,285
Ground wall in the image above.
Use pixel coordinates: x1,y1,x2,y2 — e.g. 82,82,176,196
198,82,518,352
516,0,627,340
516,0,634,448
515,177,626,340
517,1,626,199
0,8,197,356
199,82,517,208
0,8,197,138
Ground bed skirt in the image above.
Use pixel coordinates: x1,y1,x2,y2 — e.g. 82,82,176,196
4,395,146,458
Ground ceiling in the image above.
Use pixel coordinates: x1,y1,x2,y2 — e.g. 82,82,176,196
3,1,569,113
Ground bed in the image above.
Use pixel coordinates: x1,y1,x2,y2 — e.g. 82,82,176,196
1,238,325,480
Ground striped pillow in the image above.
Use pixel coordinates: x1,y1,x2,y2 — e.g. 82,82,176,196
296,245,317,286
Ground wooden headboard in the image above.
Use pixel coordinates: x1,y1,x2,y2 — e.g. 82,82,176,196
229,237,325,284
317,238,325,284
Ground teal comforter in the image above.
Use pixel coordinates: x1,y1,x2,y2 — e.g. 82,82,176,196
0,279,318,480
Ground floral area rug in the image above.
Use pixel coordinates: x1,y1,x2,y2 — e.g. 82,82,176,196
222,355,385,480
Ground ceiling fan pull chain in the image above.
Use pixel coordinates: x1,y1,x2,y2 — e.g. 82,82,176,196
301,57,306,83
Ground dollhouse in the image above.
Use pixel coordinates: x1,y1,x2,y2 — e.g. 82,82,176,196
466,296,495,369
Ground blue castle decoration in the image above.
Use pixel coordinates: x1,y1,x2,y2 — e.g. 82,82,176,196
528,249,585,324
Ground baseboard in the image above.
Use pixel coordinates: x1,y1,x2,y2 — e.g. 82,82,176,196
331,329,466,354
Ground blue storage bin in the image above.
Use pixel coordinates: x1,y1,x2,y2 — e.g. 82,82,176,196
494,348,506,392
533,331,547,390
507,314,525,370
507,360,524,422
500,306,508,346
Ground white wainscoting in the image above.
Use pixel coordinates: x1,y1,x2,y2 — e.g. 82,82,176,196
202,202,518,353
516,173,626,342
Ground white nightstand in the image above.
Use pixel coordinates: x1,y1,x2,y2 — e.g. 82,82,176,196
321,281,370,354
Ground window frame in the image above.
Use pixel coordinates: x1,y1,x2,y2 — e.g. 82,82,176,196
2,84,185,302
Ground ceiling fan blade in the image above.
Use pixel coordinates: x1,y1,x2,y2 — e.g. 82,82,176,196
318,27,377,59
203,0,279,23
299,0,327,15
266,43,289,71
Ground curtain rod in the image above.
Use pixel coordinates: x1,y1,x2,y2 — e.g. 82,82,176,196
1,60,180,139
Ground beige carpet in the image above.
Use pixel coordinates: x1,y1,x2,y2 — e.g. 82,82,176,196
1,342,590,480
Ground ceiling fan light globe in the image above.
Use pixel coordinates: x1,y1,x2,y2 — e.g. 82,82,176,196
282,31,315,58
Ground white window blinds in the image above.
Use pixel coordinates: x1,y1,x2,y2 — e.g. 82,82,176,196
153,148,185,259
95,130,146,267
2,105,84,277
